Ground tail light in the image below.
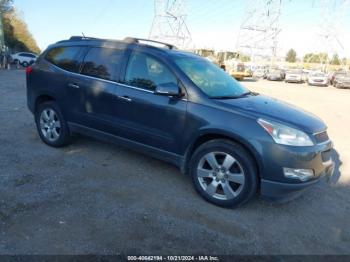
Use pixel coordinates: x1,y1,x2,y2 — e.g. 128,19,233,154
25,66,33,76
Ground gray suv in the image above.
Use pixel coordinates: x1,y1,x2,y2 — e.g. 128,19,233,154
26,36,335,208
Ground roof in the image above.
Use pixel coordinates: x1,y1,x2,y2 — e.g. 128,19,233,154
55,36,177,52
51,36,201,60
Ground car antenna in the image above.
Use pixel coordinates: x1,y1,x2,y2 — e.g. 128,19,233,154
82,32,86,38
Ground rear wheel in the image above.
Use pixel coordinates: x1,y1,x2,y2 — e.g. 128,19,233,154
35,101,71,147
189,139,258,208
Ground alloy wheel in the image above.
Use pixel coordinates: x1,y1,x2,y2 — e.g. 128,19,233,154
39,108,61,142
197,152,245,200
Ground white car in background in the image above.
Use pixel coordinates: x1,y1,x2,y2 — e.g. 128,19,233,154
308,72,329,86
252,69,267,79
11,52,38,67
285,69,303,83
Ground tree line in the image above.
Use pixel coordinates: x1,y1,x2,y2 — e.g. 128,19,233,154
285,48,346,65
1,0,40,53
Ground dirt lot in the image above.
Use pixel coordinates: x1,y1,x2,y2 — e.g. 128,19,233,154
1,70,350,255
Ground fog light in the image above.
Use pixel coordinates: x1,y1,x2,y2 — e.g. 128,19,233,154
283,168,314,181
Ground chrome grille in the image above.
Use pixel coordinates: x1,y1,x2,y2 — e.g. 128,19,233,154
314,131,329,144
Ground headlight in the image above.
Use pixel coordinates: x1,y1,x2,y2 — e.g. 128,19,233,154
258,119,314,146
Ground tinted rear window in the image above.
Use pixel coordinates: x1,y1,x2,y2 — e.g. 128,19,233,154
20,53,33,57
81,47,123,81
45,46,81,72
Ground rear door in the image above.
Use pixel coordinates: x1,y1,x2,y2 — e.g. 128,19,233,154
66,46,127,134
38,46,85,118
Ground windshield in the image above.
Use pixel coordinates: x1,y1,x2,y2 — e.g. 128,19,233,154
174,56,248,98
310,72,325,77
286,70,302,74
335,72,346,77
270,70,281,74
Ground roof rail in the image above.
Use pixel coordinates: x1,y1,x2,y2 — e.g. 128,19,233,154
69,36,100,41
124,37,177,50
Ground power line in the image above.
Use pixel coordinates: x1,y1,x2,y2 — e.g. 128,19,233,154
305,0,350,69
149,0,192,49
236,0,282,64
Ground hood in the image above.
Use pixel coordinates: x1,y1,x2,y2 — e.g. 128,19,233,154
268,72,281,77
215,94,326,133
309,75,328,79
286,73,302,78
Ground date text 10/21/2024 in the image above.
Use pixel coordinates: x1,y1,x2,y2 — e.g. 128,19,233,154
127,256,220,261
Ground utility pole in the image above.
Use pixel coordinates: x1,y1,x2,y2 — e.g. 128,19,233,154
149,0,192,49
236,0,282,65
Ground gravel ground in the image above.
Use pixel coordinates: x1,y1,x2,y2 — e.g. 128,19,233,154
0,70,349,255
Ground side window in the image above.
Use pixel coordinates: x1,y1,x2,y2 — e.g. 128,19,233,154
125,52,177,91
81,47,123,81
45,46,81,72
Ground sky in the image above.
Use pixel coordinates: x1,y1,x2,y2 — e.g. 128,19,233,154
14,0,350,58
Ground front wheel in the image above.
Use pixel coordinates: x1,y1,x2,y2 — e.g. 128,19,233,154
189,139,258,208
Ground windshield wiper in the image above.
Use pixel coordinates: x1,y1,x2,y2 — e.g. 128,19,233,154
211,91,259,100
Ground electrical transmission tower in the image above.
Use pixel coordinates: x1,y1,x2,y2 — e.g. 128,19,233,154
312,0,350,69
149,0,192,49
236,0,282,64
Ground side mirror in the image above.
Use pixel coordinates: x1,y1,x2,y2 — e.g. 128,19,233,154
155,82,181,97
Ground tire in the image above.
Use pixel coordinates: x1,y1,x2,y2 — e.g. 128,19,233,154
35,101,71,147
189,139,258,208
22,61,29,67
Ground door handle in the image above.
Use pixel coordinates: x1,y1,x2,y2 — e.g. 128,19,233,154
68,83,80,89
117,95,132,102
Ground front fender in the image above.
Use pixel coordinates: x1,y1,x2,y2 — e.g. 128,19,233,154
182,126,264,177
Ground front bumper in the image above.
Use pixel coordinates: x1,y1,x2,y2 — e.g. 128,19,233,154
308,80,328,86
285,78,302,83
261,160,334,201
259,138,334,201
268,76,282,81
336,82,350,88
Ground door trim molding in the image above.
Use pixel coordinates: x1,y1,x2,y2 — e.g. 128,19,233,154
68,122,184,168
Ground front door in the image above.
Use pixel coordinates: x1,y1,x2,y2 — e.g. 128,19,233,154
116,51,187,154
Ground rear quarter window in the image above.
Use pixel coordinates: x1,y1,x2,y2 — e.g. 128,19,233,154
45,46,82,72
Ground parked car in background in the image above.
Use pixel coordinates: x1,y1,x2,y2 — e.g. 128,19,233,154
307,72,328,86
252,69,266,79
285,69,303,83
333,73,350,89
26,36,334,208
302,69,311,82
330,71,347,86
280,69,286,80
266,69,283,81
11,52,38,67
